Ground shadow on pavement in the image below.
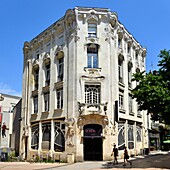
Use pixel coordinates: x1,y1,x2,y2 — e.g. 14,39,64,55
101,153,170,169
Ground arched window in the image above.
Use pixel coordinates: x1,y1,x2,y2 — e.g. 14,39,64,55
118,123,125,150
85,84,100,104
31,124,39,150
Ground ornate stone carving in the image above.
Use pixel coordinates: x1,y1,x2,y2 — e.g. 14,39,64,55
65,118,75,147
43,52,50,64
82,68,105,81
108,12,117,28
77,102,85,115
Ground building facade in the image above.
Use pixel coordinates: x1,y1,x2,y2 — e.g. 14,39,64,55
0,93,21,158
20,7,148,162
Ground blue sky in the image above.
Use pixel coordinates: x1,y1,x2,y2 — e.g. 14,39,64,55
0,0,170,97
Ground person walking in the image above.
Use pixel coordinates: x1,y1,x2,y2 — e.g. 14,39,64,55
2,122,7,138
123,146,132,166
111,143,118,164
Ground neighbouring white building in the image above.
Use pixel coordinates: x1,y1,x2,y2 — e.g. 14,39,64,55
20,7,148,162
0,93,21,159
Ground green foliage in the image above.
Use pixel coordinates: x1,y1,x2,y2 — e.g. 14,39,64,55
132,49,170,124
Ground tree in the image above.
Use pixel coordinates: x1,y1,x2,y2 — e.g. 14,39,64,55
132,50,170,124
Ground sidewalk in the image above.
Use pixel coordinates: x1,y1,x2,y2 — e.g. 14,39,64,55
0,150,169,170
0,161,68,170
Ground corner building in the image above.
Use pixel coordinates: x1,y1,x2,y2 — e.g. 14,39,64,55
21,7,148,162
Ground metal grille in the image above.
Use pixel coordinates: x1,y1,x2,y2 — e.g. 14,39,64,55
85,85,100,104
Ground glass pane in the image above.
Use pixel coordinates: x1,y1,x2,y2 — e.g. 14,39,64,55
31,124,39,150
118,123,125,150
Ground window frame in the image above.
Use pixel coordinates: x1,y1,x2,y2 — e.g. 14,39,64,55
87,44,98,68
33,95,38,114
88,23,97,38
44,92,50,112
56,88,63,109
85,84,101,104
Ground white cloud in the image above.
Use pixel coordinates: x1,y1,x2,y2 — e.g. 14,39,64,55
0,82,22,97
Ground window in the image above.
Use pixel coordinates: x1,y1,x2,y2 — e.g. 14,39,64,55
57,88,63,109
135,51,138,62
129,94,133,113
118,37,122,48
119,89,124,109
128,124,134,149
33,95,38,114
118,59,123,83
54,122,65,152
85,85,100,104
136,126,142,142
58,58,64,81
34,68,39,90
44,92,50,112
31,124,39,150
45,63,50,86
127,44,131,54
128,63,132,88
87,44,98,68
42,122,51,150
88,23,97,37
58,35,64,46
118,123,125,150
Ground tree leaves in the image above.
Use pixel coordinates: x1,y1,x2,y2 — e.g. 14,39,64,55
132,50,170,124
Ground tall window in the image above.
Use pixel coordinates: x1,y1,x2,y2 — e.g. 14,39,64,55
88,23,97,37
85,85,100,104
42,122,51,150
45,63,50,86
118,59,123,83
58,58,64,81
33,95,38,114
34,68,39,90
128,124,134,149
136,125,142,142
57,88,63,109
127,44,131,54
128,63,132,88
87,44,98,68
119,89,124,109
54,122,65,152
44,92,50,112
58,35,64,46
118,123,125,150
31,124,39,150
118,37,122,48
129,94,133,113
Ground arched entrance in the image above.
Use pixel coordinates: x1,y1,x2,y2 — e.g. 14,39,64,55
83,124,103,161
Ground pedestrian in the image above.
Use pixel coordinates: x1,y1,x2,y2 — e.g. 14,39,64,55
111,143,118,164
123,146,132,166
2,122,7,138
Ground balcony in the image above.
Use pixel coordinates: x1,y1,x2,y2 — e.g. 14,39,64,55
77,102,107,116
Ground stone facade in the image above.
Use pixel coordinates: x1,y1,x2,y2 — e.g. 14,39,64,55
20,7,148,162
0,93,21,157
